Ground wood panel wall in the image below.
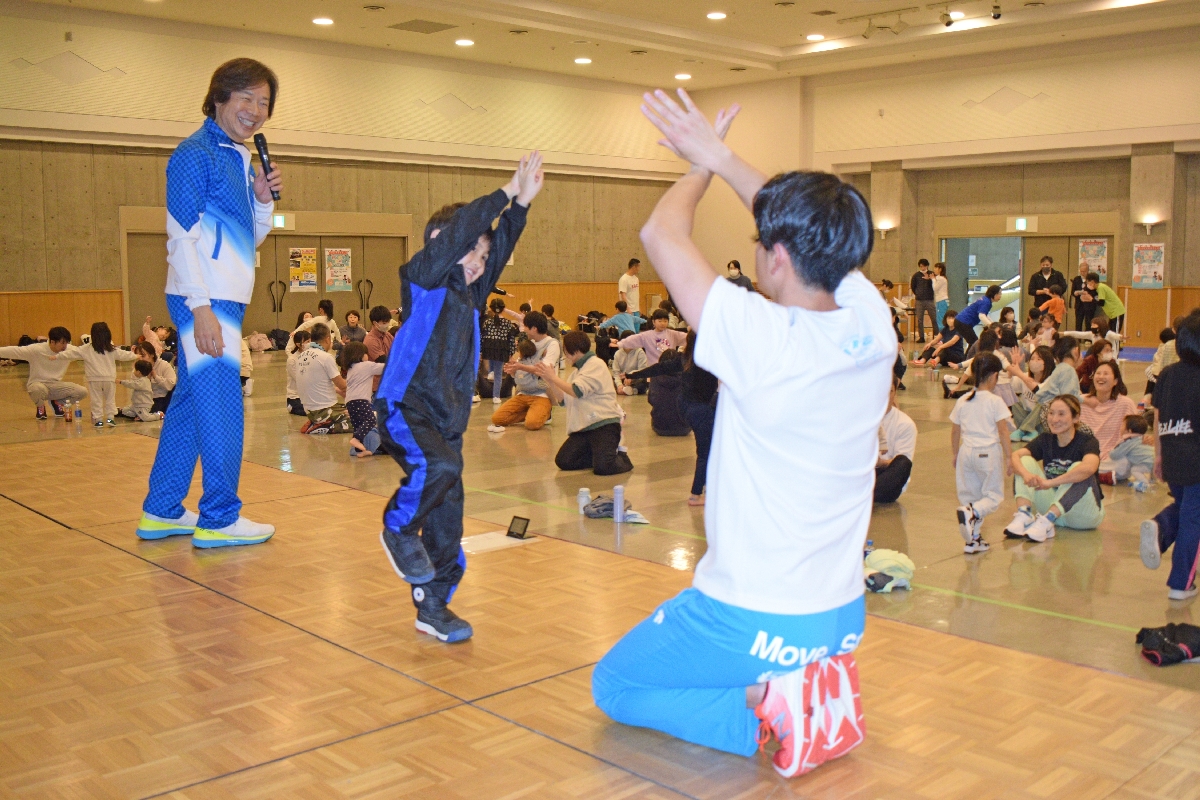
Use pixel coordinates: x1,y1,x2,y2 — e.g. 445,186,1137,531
1116,286,1200,348
0,139,670,294
486,281,668,330
0,290,125,346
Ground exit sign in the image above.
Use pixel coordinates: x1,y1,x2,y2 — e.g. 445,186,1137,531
1006,216,1039,233
271,213,296,230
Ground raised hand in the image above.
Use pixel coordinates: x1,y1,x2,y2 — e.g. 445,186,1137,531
641,89,740,170
516,151,544,205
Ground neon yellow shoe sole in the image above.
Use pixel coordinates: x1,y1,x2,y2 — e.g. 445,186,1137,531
135,514,196,540
191,527,274,549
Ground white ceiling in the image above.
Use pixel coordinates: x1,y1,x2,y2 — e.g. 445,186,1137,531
19,0,1200,88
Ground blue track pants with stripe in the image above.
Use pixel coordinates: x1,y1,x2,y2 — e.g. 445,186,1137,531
143,296,246,530
378,402,466,602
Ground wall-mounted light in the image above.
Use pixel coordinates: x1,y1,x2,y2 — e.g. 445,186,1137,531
876,223,894,239
1140,216,1164,235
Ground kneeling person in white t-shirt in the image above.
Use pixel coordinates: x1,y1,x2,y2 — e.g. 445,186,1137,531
592,90,894,779
295,323,351,435
874,377,917,503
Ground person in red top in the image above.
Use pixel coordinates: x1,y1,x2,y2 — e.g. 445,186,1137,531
364,305,395,391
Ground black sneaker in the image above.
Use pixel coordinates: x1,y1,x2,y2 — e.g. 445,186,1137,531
380,529,435,584
36,405,48,420
49,399,66,417
412,586,473,643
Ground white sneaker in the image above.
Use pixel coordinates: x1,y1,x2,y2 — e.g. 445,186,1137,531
956,505,979,544
136,509,200,540
493,397,502,405
963,536,990,554
1004,507,1035,539
1023,514,1057,543
192,516,275,548
621,386,636,396
1140,520,1162,570
472,394,481,404
486,424,505,433
1168,585,1199,601
242,378,254,397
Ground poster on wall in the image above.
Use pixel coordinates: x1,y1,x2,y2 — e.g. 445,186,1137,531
289,247,318,292
1077,239,1108,282
324,248,352,292
1132,243,1165,289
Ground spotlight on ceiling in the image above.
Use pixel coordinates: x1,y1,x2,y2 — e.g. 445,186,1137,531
313,17,334,25
574,57,592,64
891,15,909,32
862,19,878,38
940,11,952,25
806,33,825,40
455,38,474,46
991,3,1001,17
675,73,692,80
706,11,727,19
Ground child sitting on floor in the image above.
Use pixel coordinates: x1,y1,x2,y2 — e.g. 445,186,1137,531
1100,414,1155,484
340,341,386,457
611,330,648,395
119,360,161,421
286,330,309,416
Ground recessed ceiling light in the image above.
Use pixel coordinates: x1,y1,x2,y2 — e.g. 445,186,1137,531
455,38,474,46
629,49,647,55
675,73,691,80
806,33,824,40
730,66,747,71
313,17,333,25
575,57,592,64
707,11,727,19
362,5,385,10
509,29,528,34
775,2,794,6
949,10,966,18
1023,2,1044,6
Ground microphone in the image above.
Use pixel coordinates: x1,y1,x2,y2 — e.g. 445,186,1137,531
252,133,280,201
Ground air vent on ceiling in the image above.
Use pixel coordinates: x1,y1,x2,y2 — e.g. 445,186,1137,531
389,19,457,34
811,9,837,15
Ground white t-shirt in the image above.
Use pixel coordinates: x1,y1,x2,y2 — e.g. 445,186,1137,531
286,351,301,400
345,361,386,403
949,389,1012,448
879,406,917,462
693,273,895,616
294,346,341,410
932,275,949,303
618,272,641,314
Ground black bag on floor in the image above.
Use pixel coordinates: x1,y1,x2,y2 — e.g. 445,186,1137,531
268,329,290,351
1136,623,1200,665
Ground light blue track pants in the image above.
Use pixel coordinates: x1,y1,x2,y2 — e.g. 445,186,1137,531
143,296,246,530
592,588,865,756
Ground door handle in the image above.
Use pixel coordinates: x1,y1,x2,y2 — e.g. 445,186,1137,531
269,280,286,313
359,278,374,311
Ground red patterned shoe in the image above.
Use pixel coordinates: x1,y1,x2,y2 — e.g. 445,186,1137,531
753,655,866,778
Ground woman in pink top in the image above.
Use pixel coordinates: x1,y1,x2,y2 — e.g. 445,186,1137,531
1080,361,1138,460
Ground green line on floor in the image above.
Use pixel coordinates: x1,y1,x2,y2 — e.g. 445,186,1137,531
911,583,1141,633
464,485,707,541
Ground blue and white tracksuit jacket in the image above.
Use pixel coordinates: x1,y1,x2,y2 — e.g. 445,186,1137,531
143,117,273,530
375,189,527,602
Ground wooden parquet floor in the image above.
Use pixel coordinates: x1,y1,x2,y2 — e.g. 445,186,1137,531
3,435,1200,799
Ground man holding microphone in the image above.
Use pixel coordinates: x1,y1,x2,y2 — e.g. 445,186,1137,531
135,58,283,548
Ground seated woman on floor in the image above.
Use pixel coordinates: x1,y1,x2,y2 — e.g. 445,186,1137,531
911,309,964,368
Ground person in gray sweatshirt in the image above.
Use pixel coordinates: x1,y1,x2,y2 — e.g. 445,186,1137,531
0,326,87,419
119,360,161,421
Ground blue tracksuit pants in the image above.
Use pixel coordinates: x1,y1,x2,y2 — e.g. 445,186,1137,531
143,296,246,530
592,588,864,756
1157,483,1200,592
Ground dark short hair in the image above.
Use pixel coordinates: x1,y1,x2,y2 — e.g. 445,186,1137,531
202,58,278,119
999,329,1019,348
1176,309,1200,366
522,310,548,335
340,341,368,376
753,171,872,293
48,326,71,343
135,341,158,359
517,339,537,359
519,303,532,313
1052,336,1078,362
1124,414,1149,435
1159,327,1176,343
628,258,640,268
619,329,635,341
1089,360,1127,397
985,285,1002,299
651,309,670,322
1041,255,1054,265
659,348,681,364
1091,316,1110,337
1049,285,1063,296
977,330,999,352
310,322,330,343
293,329,311,346
615,300,627,313
918,258,930,267
541,304,554,316
881,279,894,290
1086,338,1111,358
728,259,741,270
425,202,466,242
133,359,153,376
318,299,334,318
345,310,360,323
562,331,591,356
369,305,392,324
1085,275,1099,285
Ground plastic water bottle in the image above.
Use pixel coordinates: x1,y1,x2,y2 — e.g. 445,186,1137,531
864,539,875,559
577,487,591,515
74,401,82,420
613,485,625,523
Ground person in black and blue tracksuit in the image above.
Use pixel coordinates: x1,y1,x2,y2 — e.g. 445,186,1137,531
377,152,544,643
136,58,282,548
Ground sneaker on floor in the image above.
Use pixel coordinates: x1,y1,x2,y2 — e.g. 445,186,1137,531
106,418,116,427
242,377,254,397
492,396,502,405
305,420,334,435
136,509,199,540
413,586,473,643
1009,429,1028,442
49,399,66,417
1023,514,1057,543
380,529,435,584
1003,507,1035,539
963,535,990,554
486,424,505,433
36,405,48,420
1168,585,1199,601
472,394,481,404
192,517,275,548
94,420,105,428
956,505,979,544
1140,520,1162,570
621,385,636,396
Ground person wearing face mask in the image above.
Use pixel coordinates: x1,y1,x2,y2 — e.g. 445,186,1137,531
1071,266,1097,332
1080,360,1138,460
1076,339,1115,394
1028,256,1067,307
726,259,754,291
376,152,544,644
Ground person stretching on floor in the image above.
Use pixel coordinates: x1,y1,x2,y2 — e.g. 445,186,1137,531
592,89,893,779
135,342,176,415
376,152,543,645
490,310,561,432
619,309,687,365
0,326,87,419
874,376,917,504
536,331,634,475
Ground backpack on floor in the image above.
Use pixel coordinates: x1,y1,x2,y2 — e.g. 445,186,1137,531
268,329,290,351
